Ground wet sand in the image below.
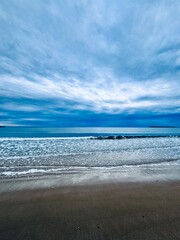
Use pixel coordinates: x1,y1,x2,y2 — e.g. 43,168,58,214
0,181,180,240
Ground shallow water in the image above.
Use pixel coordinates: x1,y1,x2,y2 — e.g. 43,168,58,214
0,128,180,177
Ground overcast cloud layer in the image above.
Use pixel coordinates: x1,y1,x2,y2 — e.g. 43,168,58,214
0,0,180,126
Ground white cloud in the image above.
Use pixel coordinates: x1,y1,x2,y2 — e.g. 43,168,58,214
0,72,179,114
0,102,42,112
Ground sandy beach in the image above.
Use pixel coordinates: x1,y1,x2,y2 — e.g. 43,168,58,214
0,180,180,240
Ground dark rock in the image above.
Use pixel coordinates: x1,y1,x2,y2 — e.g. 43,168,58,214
116,136,124,139
106,136,115,140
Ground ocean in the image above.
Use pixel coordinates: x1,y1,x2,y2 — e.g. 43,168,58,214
0,127,180,178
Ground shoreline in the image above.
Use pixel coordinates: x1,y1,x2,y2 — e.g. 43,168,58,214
1,163,180,193
0,180,179,239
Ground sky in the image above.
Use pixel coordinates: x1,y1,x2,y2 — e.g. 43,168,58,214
0,0,180,127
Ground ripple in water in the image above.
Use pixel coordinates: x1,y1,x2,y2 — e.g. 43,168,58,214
0,137,180,177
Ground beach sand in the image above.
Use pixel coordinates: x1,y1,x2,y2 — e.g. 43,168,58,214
0,181,180,240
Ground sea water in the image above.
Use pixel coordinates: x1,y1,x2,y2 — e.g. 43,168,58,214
0,127,180,177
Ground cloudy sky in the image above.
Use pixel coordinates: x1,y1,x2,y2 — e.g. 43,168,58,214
0,0,180,126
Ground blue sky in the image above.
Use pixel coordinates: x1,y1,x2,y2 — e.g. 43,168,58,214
0,0,180,126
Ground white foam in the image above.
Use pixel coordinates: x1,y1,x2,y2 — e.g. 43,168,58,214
1,166,93,177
